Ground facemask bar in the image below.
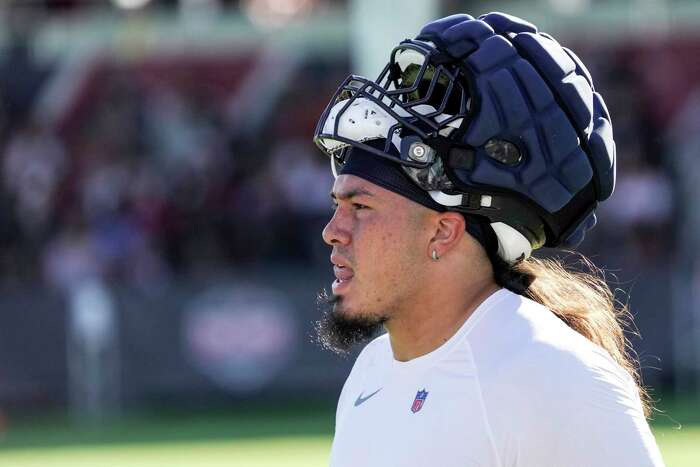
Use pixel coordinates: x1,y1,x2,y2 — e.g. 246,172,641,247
314,76,428,168
381,40,466,122
313,40,471,175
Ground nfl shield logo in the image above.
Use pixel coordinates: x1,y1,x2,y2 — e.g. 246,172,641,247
411,389,429,413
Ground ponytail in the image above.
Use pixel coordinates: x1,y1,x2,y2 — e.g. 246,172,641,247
491,253,651,417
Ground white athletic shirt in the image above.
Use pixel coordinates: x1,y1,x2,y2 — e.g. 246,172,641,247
329,288,665,467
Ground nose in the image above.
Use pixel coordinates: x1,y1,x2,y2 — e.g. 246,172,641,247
322,209,351,246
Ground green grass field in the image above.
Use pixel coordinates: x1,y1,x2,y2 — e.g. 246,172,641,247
0,397,697,467
0,437,332,467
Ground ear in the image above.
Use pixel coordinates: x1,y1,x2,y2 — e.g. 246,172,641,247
427,212,466,259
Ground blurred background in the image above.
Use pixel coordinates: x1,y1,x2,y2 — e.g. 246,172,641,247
0,0,698,465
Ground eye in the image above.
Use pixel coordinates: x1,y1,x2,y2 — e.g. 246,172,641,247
353,203,368,210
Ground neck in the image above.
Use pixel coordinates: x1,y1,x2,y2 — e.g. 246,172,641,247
386,277,500,362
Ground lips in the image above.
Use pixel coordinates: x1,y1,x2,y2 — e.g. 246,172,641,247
333,265,354,281
331,255,354,293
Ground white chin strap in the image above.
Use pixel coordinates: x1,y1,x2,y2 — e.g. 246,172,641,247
428,191,532,263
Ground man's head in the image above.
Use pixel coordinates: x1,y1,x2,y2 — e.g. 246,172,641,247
315,12,616,260
313,12,617,352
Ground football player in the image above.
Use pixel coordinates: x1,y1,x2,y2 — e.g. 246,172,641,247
314,12,664,467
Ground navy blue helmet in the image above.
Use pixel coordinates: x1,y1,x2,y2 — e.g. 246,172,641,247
314,12,615,262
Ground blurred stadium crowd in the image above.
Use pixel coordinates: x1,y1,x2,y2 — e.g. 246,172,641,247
0,9,682,287
0,0,699,406
0,8,679,287
0,4,342,295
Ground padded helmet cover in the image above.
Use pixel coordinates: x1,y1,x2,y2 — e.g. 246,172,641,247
415,12,615,247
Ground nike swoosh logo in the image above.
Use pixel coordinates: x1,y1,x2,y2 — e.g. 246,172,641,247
354,388,382,407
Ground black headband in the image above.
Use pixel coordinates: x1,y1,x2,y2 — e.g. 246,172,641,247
338,143,498,256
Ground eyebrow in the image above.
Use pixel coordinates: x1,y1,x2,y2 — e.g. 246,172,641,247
330,188,375,201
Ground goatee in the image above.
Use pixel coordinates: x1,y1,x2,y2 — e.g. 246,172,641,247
314,289,386,355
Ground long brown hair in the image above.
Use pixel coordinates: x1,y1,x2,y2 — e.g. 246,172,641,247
491,253,651,417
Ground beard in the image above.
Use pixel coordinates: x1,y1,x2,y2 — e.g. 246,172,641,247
314,289,387,355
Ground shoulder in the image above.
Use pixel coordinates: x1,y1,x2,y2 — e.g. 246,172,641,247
473,290,636,403
471,291,662,466
470,289,631,386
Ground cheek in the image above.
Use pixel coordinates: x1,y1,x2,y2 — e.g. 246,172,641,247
355,219,423,289
355,219,397,260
